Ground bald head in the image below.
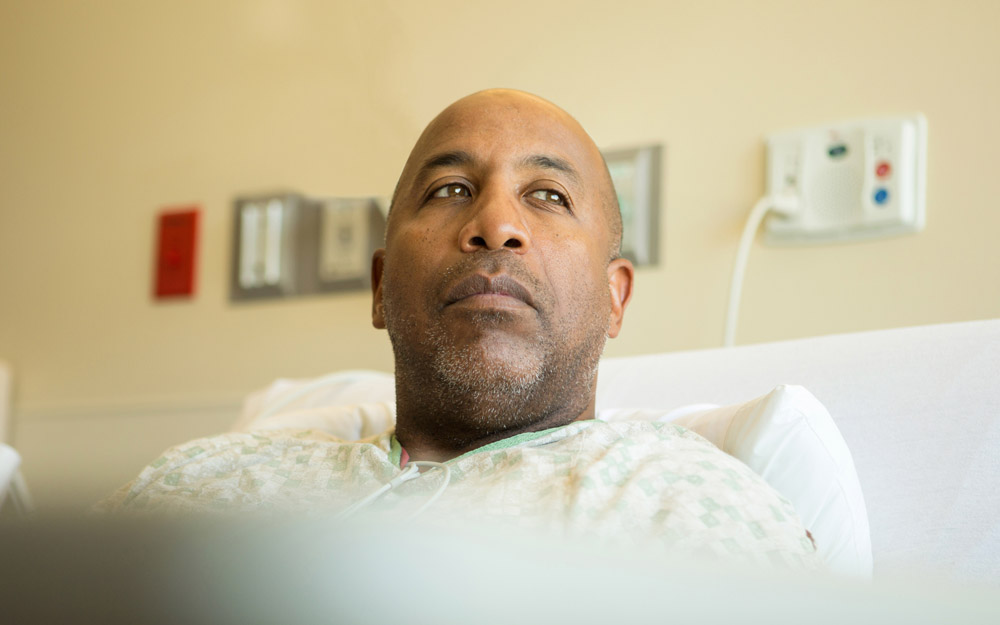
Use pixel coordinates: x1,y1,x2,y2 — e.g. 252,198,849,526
389,89,623,260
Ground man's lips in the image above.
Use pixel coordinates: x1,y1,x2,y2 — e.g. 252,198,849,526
444,274,536,309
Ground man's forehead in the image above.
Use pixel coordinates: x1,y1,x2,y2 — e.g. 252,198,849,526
408,91,601,177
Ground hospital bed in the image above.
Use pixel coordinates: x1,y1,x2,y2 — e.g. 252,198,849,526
236,318,1000,587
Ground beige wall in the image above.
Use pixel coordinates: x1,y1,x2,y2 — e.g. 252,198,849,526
2,0,998,507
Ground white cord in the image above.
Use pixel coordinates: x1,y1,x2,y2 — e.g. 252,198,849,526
723,194,800,348
406,461,451,519
335,461,451,520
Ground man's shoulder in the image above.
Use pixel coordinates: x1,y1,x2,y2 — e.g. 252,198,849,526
553,418,715,449
145,427,393,465
497,418,755,479
99,428,395,513
564,419,777,491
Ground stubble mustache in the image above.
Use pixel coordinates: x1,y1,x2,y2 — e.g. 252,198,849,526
434,253,551,316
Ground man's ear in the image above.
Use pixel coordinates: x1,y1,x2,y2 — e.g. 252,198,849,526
371,248,386,329
606,257,634,338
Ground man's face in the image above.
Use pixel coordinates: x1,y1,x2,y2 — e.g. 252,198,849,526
372,90,632,438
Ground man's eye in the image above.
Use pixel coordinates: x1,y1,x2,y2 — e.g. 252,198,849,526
528,189,567,206
431,183,471,199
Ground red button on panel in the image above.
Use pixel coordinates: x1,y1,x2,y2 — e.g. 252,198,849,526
876,161,891,178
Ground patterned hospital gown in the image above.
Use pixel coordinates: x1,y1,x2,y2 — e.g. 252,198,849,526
101,419,820,570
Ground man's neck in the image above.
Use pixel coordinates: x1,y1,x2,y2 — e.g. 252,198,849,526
389,353,601,463
395,404,595,463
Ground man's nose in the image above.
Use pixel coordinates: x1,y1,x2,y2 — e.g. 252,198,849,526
458,188,530,253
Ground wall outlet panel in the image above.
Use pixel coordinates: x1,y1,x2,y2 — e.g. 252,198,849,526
230,193,306,301
229,193,386,302
307,197,386,295
764,115,927,245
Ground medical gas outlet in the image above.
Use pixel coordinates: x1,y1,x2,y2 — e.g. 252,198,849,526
764,115,927,244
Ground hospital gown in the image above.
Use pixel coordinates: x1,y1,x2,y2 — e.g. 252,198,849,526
100,419,820,570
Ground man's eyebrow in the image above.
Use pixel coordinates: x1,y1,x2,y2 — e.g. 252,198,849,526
412,150,475,191
410,150,583,191
518,154,582,187
421,150,474,171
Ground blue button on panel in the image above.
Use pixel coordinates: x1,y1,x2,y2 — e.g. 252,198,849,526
874,188,890,205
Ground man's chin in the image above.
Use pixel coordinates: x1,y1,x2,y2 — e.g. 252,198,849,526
438,309,542,344
431,339,545,395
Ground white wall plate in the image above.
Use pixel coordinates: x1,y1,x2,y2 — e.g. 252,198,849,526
764,115,927,245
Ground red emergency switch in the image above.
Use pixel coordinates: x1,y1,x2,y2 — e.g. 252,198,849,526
154,206,199,299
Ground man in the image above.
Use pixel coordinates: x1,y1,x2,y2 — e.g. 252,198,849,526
104,90,819,570
372,88,633,463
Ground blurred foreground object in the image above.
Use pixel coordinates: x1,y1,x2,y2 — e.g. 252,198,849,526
0,517,997,625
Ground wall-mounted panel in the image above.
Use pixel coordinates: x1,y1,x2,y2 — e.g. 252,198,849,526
230,193,386,302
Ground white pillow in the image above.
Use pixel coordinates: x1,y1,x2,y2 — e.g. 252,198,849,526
243,402,395,440
232,370,395,433
600,385,872,579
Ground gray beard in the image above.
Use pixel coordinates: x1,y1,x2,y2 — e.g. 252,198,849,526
423,320,547,428
384,288,608,450
390,328,605,449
